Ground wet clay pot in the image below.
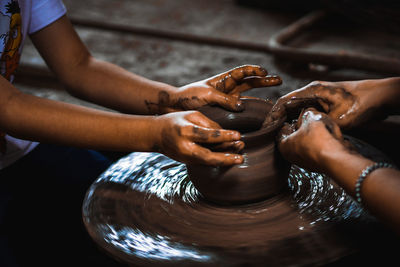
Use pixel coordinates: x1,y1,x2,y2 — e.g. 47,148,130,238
186,98,289,205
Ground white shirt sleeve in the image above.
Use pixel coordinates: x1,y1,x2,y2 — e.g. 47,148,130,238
28,0,67,34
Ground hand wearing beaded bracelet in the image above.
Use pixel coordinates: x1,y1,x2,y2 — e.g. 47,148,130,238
354,162,397,204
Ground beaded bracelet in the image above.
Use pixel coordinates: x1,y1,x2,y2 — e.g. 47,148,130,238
355,162,397,204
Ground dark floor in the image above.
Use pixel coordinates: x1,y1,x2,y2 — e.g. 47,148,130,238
14,0,400,266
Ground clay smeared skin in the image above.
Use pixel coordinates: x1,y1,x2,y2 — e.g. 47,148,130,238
266,78,400,130
144,65,282,114
155,111,244,166
272,78,400,174
265,83,355,128
141,65,283,166
275,78,400,235
145,91,204,114
278,107,400,235
278,108,349,174
186,98,289,204
212,66,281,95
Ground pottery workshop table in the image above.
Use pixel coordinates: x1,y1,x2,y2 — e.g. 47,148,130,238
14,0,400,266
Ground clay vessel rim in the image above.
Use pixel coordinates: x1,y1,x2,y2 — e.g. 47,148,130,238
197,97,285,141
241,115,285,140
232,97,285,140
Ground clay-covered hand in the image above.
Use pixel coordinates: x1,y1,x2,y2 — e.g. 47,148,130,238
267,79,398,130
154,110,245,166
160,65,282,113
278,108,351,174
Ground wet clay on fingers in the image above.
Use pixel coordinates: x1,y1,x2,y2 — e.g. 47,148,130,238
82,98,393,266
187,98,289,204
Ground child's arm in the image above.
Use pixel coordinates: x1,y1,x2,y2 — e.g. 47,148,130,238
0,75,243,165
30,16,281,115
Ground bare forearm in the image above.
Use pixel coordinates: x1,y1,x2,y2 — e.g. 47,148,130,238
61,56,177,115
380,77,400,115
321,149,400,234
320,148,373,194
361,77,400,116
30,16,176,115
362,168,400,234
1,89,158,152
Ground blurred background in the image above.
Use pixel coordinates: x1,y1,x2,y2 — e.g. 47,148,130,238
16,0,400,165
17,0,400,102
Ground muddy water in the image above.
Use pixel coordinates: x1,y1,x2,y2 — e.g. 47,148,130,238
83,143,380,266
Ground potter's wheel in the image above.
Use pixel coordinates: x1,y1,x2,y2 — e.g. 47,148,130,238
82,136,391,266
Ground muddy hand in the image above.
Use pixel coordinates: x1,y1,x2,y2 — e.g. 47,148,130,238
163,65,281,113
154,110,245,166
208,64,281,96
266,80,392,130
277,107,347,173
